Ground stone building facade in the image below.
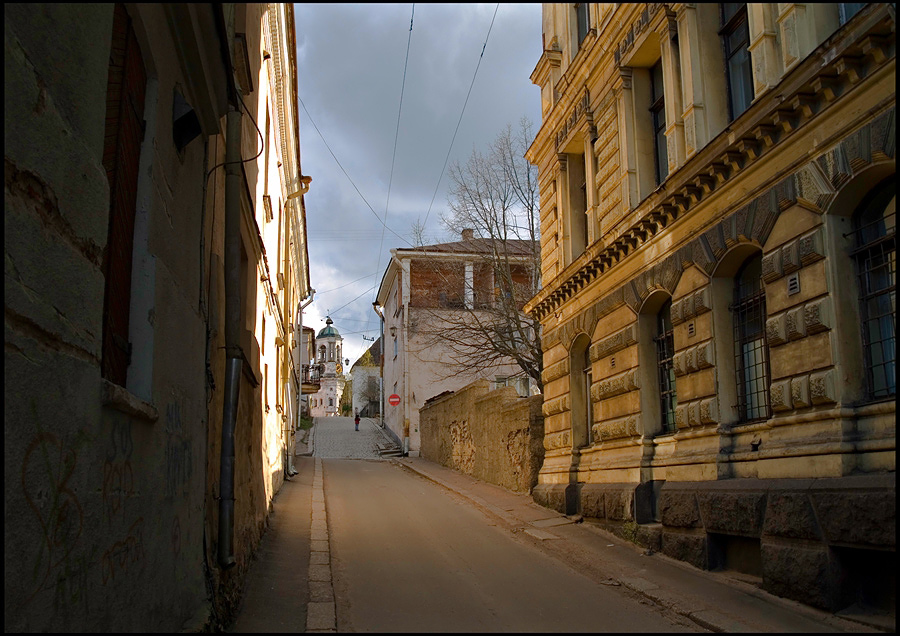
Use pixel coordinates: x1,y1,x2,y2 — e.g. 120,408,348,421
524,3,894,613
5,3,312,630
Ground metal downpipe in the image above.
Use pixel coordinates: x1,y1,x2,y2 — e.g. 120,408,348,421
218,106,243,569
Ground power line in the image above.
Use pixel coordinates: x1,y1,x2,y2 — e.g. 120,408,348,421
296,94,413,247
315,272,378,295
421,3,500,231
373,3,416,309
328,284,378,316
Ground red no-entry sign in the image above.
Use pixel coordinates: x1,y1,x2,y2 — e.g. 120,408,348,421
388,394,401,406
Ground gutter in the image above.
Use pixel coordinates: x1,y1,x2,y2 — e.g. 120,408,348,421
294,287,316,461
217,105,243,569
372,302,385,429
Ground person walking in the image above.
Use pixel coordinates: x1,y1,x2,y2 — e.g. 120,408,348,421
354,411,360,432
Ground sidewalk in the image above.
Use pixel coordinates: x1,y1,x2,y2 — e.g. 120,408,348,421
394,457,889,634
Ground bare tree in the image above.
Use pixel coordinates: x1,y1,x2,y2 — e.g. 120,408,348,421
416,117,542,391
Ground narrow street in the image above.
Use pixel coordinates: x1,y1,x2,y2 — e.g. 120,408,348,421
228,417,877,633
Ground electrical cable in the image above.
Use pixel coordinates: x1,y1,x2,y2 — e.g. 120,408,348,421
421,3,500,231
328,284,378,316
204,92,265,185
315,272,378,295
297,94,413,247
372,3,415,309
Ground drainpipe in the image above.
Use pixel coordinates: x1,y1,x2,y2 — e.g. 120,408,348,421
372,302,385,429
218,105,243,569
401,260,410,456
295,288,315,439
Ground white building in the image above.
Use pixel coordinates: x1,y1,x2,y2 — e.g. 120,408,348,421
351,337,382,418
309,317,345,417
374,232,539,455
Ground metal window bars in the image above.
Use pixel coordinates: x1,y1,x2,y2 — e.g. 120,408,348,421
583,347,593,445
654,302,677,434
851,208,896,399
732,256,772,422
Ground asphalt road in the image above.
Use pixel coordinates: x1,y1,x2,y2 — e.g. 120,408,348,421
324,457,697,632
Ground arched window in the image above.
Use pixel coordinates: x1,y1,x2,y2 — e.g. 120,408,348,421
569,334,593,448
655,299,677,434
318,345,326,363
731,253,771,421
851,182,896,399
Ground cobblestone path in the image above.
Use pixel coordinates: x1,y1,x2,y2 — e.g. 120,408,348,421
312,416,386,459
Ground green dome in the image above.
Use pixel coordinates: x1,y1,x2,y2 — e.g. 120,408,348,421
317,316,340,338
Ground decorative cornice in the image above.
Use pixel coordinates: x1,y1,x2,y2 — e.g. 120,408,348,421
525,7,895,324
613,3,666,67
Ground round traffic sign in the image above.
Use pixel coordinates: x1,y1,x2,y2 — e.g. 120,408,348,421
388,394,401,406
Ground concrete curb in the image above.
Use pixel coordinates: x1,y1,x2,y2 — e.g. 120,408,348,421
306,458,336,633
393,458,884,634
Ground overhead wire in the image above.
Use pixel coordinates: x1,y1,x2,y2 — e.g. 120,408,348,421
371,2,416,318
421,3,500,231
304,4,505,360
297,94,413,247
315,272,378,295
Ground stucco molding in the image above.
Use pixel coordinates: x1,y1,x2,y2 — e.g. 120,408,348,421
526,9,896,321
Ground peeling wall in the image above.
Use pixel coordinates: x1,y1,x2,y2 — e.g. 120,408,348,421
420,380,544,493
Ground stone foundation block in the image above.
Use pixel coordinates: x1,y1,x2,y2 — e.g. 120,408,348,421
761,540,838,610
532,483,568,514
580,483,606,518
762,492,822,540
697,490,767,537
658,490,702,528
811,490,896,548
661,529,708,570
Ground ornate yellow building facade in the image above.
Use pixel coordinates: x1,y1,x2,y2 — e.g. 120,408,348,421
525,3,894,612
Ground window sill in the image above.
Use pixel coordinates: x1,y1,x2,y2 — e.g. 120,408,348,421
101,379,158,423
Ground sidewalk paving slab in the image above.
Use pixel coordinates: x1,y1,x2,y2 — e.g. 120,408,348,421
395,456,889,634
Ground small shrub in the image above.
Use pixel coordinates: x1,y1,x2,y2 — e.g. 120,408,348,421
622,520,639,544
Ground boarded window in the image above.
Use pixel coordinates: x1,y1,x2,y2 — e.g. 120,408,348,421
101,3,147,386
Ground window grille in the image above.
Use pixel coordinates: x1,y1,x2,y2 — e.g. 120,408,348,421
583,347,593,446
731,254,771,422
850,185,896,399
650,60,668,186
654,299,677,433
720,3,753,121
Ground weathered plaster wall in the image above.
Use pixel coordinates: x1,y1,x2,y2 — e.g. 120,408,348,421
5,4,209,631
420,380,545,493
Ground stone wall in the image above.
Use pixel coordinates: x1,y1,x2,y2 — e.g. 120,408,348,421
420,380,544,493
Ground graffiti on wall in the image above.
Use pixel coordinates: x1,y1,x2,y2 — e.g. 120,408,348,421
100,517,145,585
21,431,88,609
165,401,192,498
102,421,135,520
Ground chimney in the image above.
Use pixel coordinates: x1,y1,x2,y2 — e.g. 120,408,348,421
461,228,474,241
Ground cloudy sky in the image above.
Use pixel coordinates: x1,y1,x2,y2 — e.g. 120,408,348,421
294,3,543,366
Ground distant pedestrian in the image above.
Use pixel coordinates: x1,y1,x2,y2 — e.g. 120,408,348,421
354,412,360,431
